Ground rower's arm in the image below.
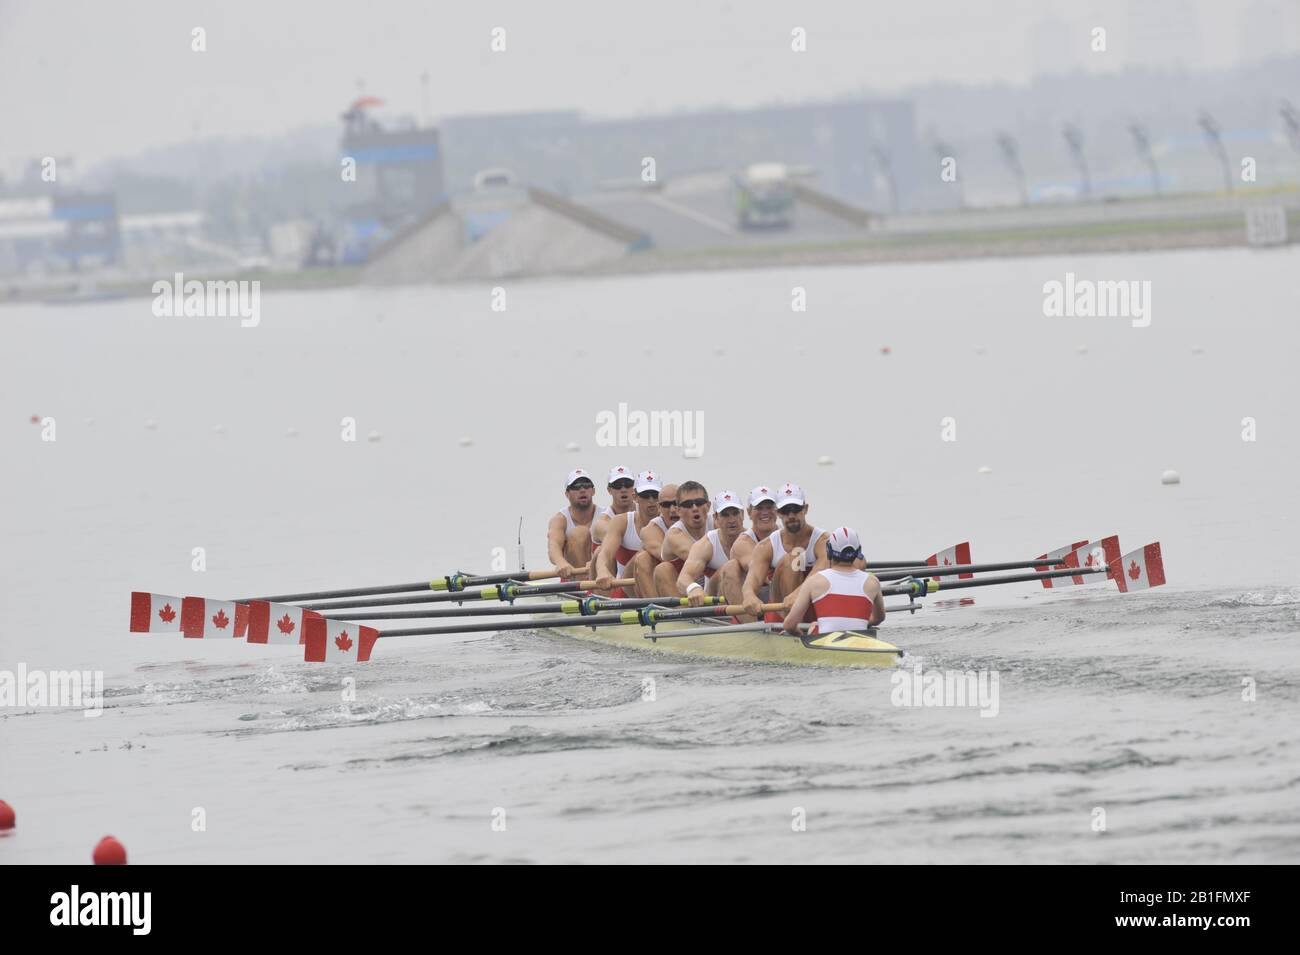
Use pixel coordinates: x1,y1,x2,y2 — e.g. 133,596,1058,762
661,527,692,563
808,535,830,573
639,522,665,560
595,513,626,580
742,540,773,602
782,575,824,634
867,574,886,626
677,537,712,595
731,534,756,571
546,513,568,567
591,511,610,549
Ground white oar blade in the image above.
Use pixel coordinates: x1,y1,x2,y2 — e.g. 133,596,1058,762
1114,543,1166,592
303,616,379,663
246,601,320,645
180,597,249,638
130,592,184,633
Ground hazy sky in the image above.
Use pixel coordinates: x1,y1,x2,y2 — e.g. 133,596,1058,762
2,0,1297,171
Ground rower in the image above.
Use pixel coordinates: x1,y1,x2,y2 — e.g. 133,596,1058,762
653,480,710,596
593,470,662,596
717,485,779,607
546,468,597,579
630,480,678,596
783,527,885,634
591,465,636,557
741,482,827,618
679,490,746,606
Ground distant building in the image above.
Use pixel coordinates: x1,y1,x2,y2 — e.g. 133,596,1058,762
0,193,121,275
336,97,446,264
438,98,927,213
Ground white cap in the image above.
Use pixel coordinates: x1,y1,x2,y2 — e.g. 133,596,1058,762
775,481,805,508
713,490,743,514
635,469,663,493
826,526,862,558
607,465,633,484
749,485,776,507
565,468,593,489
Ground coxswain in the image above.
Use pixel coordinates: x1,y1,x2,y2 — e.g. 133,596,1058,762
782,527,885,634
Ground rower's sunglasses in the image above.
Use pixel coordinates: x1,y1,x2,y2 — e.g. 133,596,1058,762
610,479,635,490
679,498,709,509
658,499,678,508
567,481,595,491
637,490,659,500
778,504,805,515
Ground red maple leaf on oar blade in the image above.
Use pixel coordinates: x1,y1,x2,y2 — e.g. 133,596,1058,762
335,631,353,653
212,609,230,629
159,603,176,623
1128,561,1141,581
276,614,296,635
943,558,951,566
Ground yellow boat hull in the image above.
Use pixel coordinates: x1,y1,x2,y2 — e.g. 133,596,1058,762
536,618,902,668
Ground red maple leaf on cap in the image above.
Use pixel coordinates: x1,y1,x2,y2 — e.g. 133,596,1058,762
212,609,229,629
1128,561,1141,581
159,603,176,623
335,631,353,652
276,614,296,635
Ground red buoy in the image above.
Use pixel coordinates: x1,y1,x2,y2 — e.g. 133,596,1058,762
0,800,14,830
92,835,127,865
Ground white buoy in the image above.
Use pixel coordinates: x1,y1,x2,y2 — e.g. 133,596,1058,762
144,419,158,430
84,417,95,426
1076,345,1089,355
366,430,383,443
1191,346,1205,355
977,465,993,474
565,441,581,452
458,436,473,447
713,347,725,357
212,424,226,434
817,455,834,466
285,427,299,438
974,345,987,355
1161,469,1181,485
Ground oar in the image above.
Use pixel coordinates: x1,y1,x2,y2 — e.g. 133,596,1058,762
323,594,727,621
339,602,785,640
883,564,1109,598
873,558,1067,579
244,567,561,603
303,578,633,611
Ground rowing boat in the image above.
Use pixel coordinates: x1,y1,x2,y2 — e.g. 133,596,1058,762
532,594,903,668
127,538,1167,667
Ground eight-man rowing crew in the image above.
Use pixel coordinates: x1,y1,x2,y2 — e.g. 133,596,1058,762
547,466,884,634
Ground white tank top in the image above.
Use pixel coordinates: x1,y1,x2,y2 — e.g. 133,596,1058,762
614,513,645,576
770,526,826,570
811,568,874,632
705,529,731,572
557,506,594,534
